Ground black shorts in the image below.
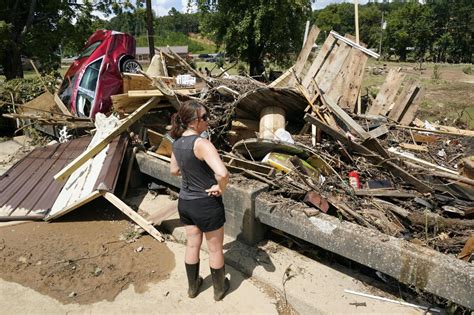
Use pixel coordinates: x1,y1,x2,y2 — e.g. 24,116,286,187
178,196,226,232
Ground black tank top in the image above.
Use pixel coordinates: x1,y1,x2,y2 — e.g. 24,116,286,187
172,135,217,200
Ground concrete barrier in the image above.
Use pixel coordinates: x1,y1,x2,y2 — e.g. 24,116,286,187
136,152,474,309
255,196,474,309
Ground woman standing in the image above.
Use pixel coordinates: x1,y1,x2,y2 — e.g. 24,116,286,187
169,100,230,301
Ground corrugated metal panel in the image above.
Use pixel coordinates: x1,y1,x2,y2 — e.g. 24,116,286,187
0,135,128,221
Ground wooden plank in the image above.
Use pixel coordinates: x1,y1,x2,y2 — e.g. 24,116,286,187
122,73,155,92
399,143,428,152
387,80,419,122
112,93,163,113
354,189,417,198
304,114,432,193
269,67,293,88
54,98,158,181
367,68,405,116
433,125,474,137
147,129,164,147
397,85,423,124
102,192,164,242
54,93,72,116
313,81,371,139
45,191,101,221
330,31,380,58
325,48,368,110
128,90,164,97
146,151,171,162
288,25,320,86
344,52,368,112
302,35,337,90
397,126,474,137
368,124,389,138
388,147,458,175
315,41,352,96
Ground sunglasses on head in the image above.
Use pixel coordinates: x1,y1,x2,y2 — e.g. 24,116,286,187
198,113,209,121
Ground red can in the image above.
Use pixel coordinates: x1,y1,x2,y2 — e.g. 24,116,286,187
348,171,361,189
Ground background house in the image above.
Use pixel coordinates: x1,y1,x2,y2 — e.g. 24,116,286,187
135,46,189,63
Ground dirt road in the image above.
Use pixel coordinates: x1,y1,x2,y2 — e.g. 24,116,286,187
0,207,282,314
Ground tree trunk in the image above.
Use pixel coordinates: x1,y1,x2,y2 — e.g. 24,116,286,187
3,44,23,80
248,56,265,77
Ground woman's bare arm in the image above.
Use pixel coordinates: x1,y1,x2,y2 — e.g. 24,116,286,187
195,138,229,195
170,152,181,176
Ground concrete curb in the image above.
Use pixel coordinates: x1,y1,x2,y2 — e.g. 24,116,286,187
160,217,425,315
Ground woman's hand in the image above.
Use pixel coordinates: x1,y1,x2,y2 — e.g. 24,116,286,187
205,184,223,197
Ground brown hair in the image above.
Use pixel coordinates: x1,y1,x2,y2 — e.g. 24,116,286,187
169,100,205,139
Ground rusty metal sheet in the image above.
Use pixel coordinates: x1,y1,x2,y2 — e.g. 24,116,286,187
0,135,128,221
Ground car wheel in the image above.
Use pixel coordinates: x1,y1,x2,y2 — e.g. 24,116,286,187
121,59,142,73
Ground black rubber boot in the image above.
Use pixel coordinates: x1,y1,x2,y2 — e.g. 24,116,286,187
210,266,230,301
185,261,203,298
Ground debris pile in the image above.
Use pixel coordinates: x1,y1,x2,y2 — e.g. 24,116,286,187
1,26,473,307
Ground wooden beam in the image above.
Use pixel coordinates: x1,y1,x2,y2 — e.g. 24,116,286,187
54,97,158,181
54,93,73,116
367,68,405,116
288,25,320,86
304,114,432,193
354,189,417,198
368,124,390,139
388,81,420,122
388,147,458,175
45,191,101,221
396,125,474,137
128,90,164,97
102,192,164,242
330,31,380,58
313,80,370,139
269,66,293,88
399,143,428,152
302,35,337,90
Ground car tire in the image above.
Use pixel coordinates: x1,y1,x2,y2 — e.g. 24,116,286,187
121,59,142,73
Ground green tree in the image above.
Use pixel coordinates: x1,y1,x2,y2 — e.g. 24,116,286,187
193,0,312,76
0,0,121,80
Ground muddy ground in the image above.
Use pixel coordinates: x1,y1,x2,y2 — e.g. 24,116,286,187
0,201,175,305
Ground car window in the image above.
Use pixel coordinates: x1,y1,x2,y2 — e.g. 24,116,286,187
77,41,102,59
79,58,102,91
76,58,103,117
58,72,79,108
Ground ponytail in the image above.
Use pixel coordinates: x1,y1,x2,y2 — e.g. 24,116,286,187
169,113,187,139
169,100,205,140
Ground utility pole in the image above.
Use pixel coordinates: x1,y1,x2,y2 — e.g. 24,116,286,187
354,0,361,114
379,11,385,56
146,0,155,60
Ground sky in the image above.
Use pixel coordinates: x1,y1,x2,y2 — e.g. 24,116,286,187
153,0,370,16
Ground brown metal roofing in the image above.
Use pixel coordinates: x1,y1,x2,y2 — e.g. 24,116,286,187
0,135,128,221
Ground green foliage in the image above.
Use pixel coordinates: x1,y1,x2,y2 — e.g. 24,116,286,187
312,1,473,63
0,74,57,106
462,66,472,75
194,0,312,76
135,32,205,52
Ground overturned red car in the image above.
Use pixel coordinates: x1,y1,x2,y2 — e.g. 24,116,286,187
58,30,141,119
